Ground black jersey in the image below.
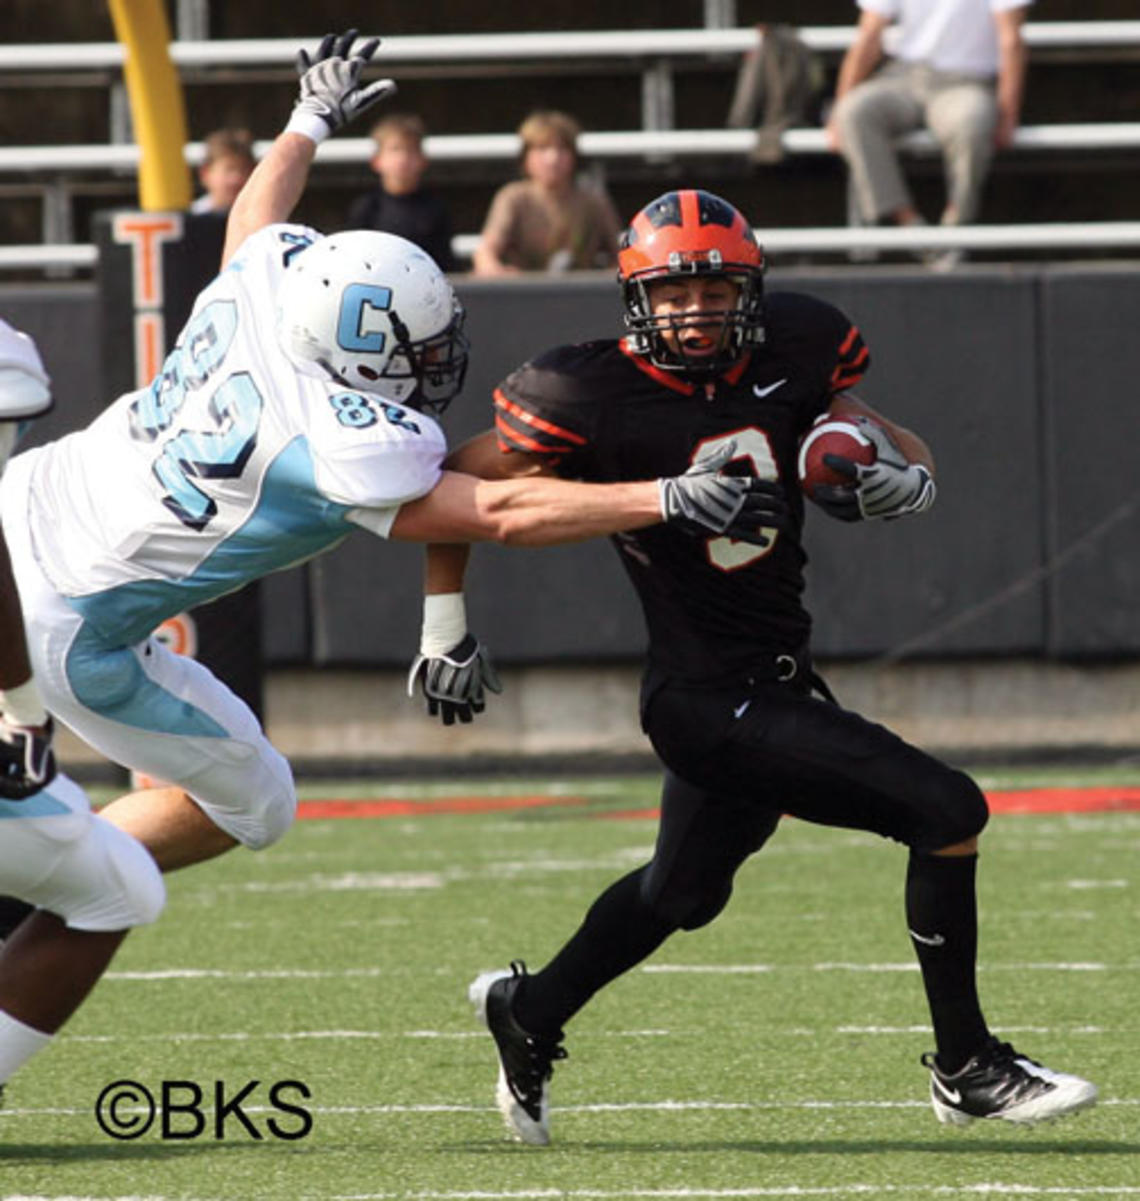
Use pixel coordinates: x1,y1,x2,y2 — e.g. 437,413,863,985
493,291,869,682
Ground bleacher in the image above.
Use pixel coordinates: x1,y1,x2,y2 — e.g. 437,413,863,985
3,9,1140,270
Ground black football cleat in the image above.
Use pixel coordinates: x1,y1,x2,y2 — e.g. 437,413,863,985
922,1038,1097,1126
468,960,567,1145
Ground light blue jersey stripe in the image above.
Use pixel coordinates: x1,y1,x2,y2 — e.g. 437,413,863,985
63,437,353,736
0,782,74,819
68,436,353,647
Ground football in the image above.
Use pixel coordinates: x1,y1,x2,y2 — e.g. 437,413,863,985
797,418,877,497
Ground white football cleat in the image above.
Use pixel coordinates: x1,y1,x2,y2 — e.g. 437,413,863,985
469,961,566,1145
922,1039,1097,1126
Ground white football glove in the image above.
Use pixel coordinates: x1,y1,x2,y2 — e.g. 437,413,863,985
813,416,936,521
285,30,396,144
407,634,503,727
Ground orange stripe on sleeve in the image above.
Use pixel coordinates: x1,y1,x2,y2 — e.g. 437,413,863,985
837,325,860,357
495,411,572,456
493,389,588,446
829,369,867,392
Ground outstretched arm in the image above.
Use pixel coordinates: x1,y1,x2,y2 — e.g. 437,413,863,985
222,135,316,266
390,470,663,547
222,30,395,266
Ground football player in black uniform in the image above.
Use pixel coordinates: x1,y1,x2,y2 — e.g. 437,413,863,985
415,190,1096,1143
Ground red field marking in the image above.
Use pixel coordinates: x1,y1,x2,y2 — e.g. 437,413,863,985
296,785,1140,821
986,786,1140,814
296,795,587,819
597,788,1140,820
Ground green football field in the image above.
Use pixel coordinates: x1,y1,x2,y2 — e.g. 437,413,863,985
1,766,1138,1199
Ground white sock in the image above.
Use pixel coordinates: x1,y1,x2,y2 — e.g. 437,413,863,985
0,1008,53,1083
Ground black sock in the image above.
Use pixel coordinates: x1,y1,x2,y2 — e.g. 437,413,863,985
514,867,675,1036
0,896,34,939
905,851,990,1074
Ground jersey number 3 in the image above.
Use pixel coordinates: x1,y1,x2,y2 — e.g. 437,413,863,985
695,428,780,571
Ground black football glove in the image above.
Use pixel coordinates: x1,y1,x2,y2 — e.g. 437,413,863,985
660,443,789,547
407,634,503,727
0,715,57,800
724,476,792,546
290,30,396,141
811,417,936,521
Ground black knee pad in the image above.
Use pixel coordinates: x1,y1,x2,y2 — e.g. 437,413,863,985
677,882,734,931
917,769,990,851
638,866,735,932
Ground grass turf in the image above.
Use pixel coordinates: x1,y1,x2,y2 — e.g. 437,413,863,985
1,769,1137,1198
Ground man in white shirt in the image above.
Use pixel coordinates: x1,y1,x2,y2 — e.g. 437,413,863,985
826,0,1032,259
0,32,777,884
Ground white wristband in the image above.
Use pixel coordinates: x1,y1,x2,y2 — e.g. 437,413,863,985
420,592,467,657
0,677,48,727
283,109,330,144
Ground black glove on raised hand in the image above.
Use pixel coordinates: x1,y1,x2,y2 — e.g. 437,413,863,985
286,30,396,143
0,715,56,800
660,443,790,547
812,417,936,522
407,634,503,727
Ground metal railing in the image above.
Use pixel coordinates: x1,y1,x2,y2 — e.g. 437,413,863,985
3,121,1139,175
6,222,1140,277
4,22,1138,266
3,23,1139,73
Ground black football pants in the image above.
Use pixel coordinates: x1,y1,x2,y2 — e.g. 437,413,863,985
514,673,989,1036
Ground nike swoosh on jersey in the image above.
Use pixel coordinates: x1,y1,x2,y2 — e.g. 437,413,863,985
752,379,788,398
909,930,947,947
733,700,752,719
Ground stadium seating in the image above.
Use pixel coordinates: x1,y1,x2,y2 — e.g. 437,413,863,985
2,22,1140,267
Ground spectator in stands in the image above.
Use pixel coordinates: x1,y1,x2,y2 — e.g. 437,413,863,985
473,110,622,276
347,113,455,272
191,128,257,215
826,0,1032,267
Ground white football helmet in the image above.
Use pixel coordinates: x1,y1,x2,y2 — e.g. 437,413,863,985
276,230,468,413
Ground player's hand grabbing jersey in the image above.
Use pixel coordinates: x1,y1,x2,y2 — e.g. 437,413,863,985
494,292,869,681
15,224,446,646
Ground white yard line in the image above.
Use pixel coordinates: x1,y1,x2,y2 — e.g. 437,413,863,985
64,1028,672,1044
5,1097,1137,1119
328,1187,1140,1200
644,962,1134,974
103,968,384,981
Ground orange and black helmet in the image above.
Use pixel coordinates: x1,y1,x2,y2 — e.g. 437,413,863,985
618,189,766,374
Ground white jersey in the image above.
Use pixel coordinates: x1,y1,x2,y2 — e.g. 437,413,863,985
21,223,446,647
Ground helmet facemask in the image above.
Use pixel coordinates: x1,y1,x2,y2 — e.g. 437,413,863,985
618,190,766,378
383,302,470,417
623,257,764,377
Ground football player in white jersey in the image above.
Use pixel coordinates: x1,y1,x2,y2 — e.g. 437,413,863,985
0,33,778,884
0,320,164,1101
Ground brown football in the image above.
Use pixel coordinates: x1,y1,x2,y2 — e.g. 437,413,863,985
797,418,877,496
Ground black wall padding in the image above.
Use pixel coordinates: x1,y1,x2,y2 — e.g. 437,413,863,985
1040,268,1140,657
4,262,1135,666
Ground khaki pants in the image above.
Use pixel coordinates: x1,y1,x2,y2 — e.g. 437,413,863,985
834,60,999,225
